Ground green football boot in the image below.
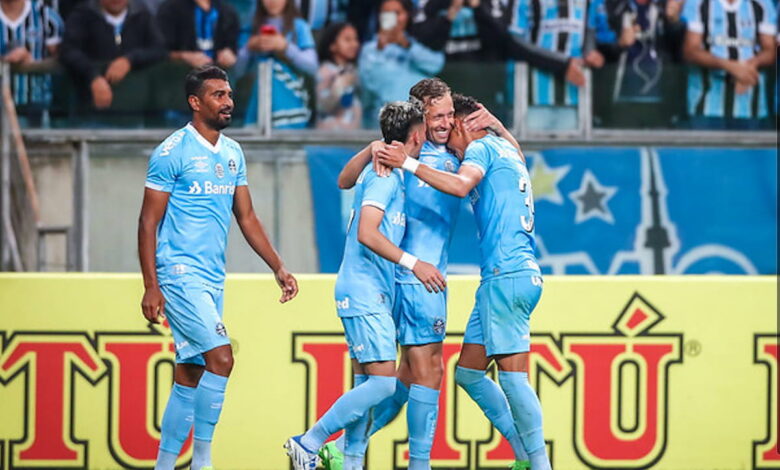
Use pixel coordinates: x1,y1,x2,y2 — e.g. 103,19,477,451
509,460,531,470
319,441,344,470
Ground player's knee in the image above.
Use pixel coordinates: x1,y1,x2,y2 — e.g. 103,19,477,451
410,354,443,386
207,351,234,376
454,365,485,388
366,375,396,400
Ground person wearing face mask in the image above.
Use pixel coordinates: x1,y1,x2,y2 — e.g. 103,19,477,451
60,0,166,110
237,0,318,128
316,21,362,129
358,0,445,128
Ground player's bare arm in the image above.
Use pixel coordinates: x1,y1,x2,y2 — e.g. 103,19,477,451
138,187,170,324
462,104,524,160
358,205,446,293
232,185,299,303
377,143,483,198
337,140,389,189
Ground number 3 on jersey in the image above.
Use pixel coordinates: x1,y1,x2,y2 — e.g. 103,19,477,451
519,175,535,232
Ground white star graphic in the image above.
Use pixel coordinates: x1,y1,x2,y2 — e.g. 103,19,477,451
528,153,571,205
568,170,618,224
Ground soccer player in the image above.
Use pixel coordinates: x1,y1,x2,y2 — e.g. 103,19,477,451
138,65,299,470
377,94,550,470
327,78,527,470
284,101,446,470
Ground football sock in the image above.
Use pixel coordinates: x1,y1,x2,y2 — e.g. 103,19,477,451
301,375,396,452
454,366,528,461
157,383,195,467
368,379,409,435
343,453,364,470
498,371,549,470
192,371,228,469
408,384,439,470
343,374,370,458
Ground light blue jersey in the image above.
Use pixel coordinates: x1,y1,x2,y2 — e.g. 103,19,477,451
461,134,540,281
145,124,248,288
334,165,406,317
396,142,462,284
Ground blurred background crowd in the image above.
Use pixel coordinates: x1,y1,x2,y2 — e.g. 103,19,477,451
0,0,776,130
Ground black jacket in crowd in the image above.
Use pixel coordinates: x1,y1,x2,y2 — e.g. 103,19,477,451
60,0,166,84
156,0,239,54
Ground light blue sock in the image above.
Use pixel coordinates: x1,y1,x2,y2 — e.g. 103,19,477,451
408,384,439,470
157,383,195,469
454,366,528,462
344,453,364,470
498,371,549,470
192,371,228,469
154,450,178,470
343,374,369,459
301,375,396,452
368,379,409,435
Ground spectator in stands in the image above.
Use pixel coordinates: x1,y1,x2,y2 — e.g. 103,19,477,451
589,0,686,127
237,0,317,128
316,21,361,129
156,0,239,69
60,0,166,109
508,0,605,129
358,0,444,127
682,0,777,128
0,0,64,125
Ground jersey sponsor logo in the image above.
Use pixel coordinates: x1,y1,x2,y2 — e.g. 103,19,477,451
709,35,754,48
390,211,406,227
294,293,684,469
158,131,185,157
335,297,350,310
215,163,225,179
188,181,202,194
204,181,235,195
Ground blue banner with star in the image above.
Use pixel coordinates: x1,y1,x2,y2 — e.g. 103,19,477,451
306,146,777,274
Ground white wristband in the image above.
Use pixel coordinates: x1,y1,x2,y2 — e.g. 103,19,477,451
401,157,420,174
399,252,418,270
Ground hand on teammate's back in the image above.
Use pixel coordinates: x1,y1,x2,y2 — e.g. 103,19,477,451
274,267,299,303
141,286,166,324
412,261,447,293
463,103,501,133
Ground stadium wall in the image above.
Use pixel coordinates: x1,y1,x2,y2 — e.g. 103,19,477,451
0,274,776,470
24,140,776,275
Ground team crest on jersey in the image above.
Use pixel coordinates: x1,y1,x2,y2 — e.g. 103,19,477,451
215,322,227,337
228,158,237,175
444,160,456,172
215,163,225,179
432,318,445,334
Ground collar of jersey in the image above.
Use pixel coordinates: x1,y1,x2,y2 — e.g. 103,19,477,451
718,0,741,12
186,122,223,153
0,0,31,30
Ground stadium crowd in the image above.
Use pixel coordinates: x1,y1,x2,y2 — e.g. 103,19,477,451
0,0,776,129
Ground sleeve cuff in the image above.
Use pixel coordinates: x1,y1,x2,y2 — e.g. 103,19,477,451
145,181,171,192
759,23,777,36
45,37,62,46
686,21,704,33
362,200,387,210
462,161,486,176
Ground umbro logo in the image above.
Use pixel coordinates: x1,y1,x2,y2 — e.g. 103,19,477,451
188,181,202,194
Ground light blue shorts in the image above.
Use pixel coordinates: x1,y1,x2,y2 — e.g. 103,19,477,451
393,283,447,346
463,273,543,356
341,312,397,364
160,283,230,365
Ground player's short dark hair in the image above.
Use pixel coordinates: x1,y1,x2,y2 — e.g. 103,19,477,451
409,78,451,104
184,65,229,102
452,93,480,118
379,101,424,144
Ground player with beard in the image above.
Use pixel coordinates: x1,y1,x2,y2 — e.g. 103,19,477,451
325,78,524,470
138,65,299,470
